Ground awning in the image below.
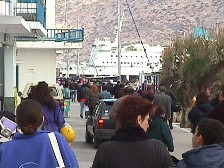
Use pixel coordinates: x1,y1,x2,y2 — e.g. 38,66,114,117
0,16,31,34
0,16,47,38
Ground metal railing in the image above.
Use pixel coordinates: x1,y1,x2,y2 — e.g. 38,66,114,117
47,29,84,42
14,0,46,27
16,28,84,42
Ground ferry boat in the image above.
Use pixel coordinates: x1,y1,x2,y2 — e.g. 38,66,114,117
58,37,164,83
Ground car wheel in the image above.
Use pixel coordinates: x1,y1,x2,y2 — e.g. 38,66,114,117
93,134,102,149
85,130,93,143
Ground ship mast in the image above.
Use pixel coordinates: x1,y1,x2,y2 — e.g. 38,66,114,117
117,0,121,81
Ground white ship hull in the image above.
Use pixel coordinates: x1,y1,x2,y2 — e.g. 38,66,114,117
58,37,164,82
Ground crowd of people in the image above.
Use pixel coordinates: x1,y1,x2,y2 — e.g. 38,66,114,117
60,78,224,167
0,78,224,167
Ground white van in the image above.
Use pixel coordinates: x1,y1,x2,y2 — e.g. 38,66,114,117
22,83,64,112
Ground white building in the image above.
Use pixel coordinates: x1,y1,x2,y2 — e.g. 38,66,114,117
0,0,84,112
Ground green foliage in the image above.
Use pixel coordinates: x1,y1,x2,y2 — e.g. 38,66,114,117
161,29,224,106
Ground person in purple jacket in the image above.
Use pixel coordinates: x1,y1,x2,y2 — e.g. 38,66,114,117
0,99,79,168
32,81,65,132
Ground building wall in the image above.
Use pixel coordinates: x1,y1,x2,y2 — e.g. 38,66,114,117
0,48,4,97
0,0,12,16
16,48,56,92
46,0,55,29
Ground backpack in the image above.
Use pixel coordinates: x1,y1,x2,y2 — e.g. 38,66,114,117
172,101,182,112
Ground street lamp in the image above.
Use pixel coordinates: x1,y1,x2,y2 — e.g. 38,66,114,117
76,0,80,78
117,0,121,82
66,50,70,78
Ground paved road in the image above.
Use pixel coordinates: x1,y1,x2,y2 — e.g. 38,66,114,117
66,102,193,168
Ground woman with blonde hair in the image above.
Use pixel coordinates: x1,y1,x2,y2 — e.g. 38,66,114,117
88,84,102,115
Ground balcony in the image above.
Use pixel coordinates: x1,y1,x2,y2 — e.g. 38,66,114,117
16,28,84,42
47,29,84,42
14,0,46,28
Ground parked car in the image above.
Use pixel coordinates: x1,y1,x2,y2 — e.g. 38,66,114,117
85,99,116,148
22,83,65,113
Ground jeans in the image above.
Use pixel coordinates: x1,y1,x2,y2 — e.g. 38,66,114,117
70,90,77,101
80,102,85,117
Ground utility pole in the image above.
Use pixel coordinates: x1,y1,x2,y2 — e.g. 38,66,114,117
117,0,121,81
65,0,69,79
76,0,80,77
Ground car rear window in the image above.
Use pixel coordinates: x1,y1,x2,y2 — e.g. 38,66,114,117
102,101,114,116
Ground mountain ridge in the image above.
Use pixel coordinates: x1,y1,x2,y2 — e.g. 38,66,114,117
55,0,224,62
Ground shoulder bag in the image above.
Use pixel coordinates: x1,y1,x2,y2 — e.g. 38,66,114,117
48,132,65,168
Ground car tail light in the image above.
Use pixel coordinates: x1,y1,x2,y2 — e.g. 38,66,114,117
98,118,105,128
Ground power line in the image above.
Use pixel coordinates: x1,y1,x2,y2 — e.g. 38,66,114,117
125,0,150,65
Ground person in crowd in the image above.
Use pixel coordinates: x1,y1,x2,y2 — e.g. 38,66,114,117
144,84,154,95
62,81,70,99
148,106,174,152
154,85,172,120
106,80,114,97
77,82,90,118
0,99,79,168
188,92,213,134
208,87,224,124
165,88,177,129
113,81,121,98
142,93,154,102
32,81,65,132
69,80,77,102
209,90,221,108
176,118,224,168
109,86,134,130
192,95,196,106
135,89,143,97
92,95,172,168
101,85,112,99
117,83,125,98
142,85,154,103
141,80,148,92
88,84,102,115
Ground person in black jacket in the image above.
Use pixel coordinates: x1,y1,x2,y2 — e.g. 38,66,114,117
188,92,213,134
77,82,90,118
208,88,224,124
92,95,172,168
165,89,177,129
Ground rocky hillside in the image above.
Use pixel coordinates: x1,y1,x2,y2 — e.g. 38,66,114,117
55,0,224,62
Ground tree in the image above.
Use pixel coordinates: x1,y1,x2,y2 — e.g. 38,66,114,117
161,29,224,127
